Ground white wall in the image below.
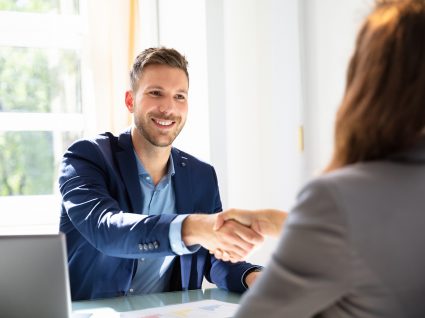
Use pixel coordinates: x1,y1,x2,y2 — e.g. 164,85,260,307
301,0,372,178
206,0,304,210
206,0,305,265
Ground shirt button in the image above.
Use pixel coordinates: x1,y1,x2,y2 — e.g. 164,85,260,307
129,288,134,293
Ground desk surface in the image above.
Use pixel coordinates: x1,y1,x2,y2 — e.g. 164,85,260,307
72,288,241,313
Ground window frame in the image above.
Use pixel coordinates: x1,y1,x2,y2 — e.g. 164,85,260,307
0,5,88,233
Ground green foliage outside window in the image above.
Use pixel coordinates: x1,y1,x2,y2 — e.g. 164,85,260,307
0,1,82,196
0,47,58,113
0,47,81,195
0,132,53,195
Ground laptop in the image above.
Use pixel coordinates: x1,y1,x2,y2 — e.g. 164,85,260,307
0,233,72,318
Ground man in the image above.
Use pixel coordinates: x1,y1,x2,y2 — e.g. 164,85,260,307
59,47,262,301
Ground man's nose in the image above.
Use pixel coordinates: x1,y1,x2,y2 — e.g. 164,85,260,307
158,96,175,113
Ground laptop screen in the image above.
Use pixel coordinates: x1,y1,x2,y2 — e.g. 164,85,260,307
0,233,72,318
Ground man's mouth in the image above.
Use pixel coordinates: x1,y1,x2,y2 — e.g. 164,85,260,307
152,118,175,127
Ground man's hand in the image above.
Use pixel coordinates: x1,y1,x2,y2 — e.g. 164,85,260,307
214,208,287,238
182,214,264,263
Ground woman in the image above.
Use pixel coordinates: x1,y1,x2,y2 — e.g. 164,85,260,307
216,0,425,316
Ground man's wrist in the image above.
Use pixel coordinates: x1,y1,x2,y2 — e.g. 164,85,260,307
182,214,207,246
170,214,200,255
242,266,263,288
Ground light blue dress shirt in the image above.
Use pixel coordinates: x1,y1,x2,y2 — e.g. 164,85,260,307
129,151,199,294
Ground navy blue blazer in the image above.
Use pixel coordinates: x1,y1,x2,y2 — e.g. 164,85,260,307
59,129,257,300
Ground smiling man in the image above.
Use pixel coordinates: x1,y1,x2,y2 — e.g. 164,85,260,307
58,47,263,301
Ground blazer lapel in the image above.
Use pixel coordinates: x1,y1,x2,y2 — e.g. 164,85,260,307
172,148,193,215
116,130,143,213
172,148,194,289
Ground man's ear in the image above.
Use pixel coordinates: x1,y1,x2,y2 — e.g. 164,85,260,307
125,91,134,113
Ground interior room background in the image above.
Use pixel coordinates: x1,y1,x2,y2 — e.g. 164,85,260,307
0,0,373,268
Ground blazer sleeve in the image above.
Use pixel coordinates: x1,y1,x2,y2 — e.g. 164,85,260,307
234,178,353,317
59,139,177,258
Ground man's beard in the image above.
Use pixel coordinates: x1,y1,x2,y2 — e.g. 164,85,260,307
134,115,185,147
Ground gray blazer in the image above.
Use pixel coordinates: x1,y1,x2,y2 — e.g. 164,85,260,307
235,139,425,318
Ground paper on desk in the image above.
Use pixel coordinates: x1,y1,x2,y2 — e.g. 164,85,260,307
72,307,120,318
120,299,239,318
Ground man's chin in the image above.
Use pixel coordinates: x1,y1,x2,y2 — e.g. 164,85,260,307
153,142,173,147
148,138,175,148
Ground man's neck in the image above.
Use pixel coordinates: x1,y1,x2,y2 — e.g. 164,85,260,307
131,129,171,186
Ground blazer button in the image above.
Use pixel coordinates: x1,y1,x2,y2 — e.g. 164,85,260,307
138,244,143,250
180,162,186,167
143,243,149,251
153,241,159,249
148,243,154,250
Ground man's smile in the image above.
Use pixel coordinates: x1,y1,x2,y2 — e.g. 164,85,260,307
152,118,176,128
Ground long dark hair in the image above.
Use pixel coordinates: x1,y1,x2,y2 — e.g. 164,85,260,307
326,0,425,172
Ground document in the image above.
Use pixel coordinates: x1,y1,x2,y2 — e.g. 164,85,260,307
120,299,239,318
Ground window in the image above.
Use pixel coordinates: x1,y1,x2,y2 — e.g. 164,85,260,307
0,0,86,233
0,0,208,234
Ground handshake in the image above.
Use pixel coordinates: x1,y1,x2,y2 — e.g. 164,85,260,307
182,209,287,263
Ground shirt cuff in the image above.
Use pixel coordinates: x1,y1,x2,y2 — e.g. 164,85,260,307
241,266,264,289
169,214,201,255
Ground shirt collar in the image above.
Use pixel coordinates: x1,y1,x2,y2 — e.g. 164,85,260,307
133,149,175,178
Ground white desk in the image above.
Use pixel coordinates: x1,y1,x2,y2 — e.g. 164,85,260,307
72,288,241,314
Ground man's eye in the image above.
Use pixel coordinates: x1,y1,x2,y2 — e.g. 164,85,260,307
175,94,186,100
149,91,161,96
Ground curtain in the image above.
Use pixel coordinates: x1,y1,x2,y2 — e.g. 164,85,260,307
84,0,141,135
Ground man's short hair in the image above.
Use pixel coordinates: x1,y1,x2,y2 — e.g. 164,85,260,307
130,47,189,91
